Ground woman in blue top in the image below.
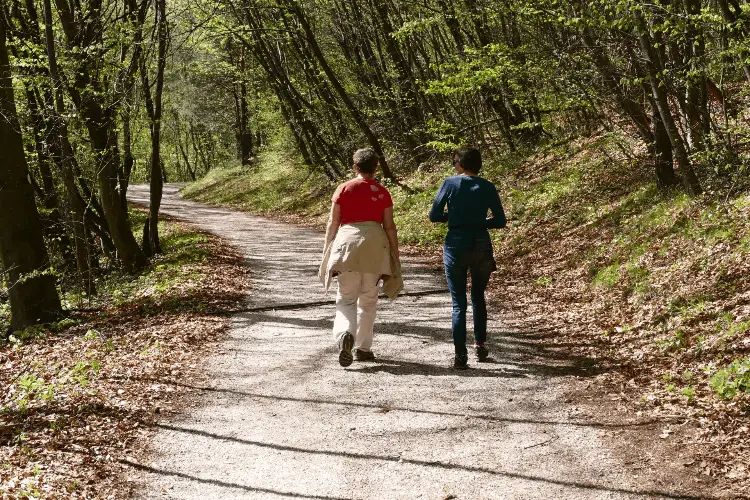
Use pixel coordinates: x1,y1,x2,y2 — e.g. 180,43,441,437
429,148,506,369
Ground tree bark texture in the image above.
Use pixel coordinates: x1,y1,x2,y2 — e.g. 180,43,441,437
0,20,63,329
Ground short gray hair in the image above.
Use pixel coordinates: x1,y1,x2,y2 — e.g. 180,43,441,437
353,148,379,174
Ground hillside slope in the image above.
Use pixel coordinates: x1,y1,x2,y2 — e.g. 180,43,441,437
183,136,750,486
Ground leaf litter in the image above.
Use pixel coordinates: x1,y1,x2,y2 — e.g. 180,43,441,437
0,219,250,498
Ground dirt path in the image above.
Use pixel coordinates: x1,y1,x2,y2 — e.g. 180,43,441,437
125,184,713,499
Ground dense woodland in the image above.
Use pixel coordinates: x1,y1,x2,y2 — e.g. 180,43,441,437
1,0,749,330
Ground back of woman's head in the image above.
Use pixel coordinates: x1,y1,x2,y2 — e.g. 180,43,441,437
455,148,482,174
353,148,379,174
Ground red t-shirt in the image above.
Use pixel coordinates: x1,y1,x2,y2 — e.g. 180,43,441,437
332,178,393,224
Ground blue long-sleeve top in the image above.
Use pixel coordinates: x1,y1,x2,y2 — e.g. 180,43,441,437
429,175,507,230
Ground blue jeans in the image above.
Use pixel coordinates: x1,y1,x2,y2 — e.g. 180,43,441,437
443,230,496,358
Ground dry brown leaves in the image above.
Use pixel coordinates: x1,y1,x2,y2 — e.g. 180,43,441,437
0,221,250,498
478,135,750,493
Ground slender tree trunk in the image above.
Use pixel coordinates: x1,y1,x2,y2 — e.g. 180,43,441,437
717,0,750,82
53,0,147,272
652,105,678,189
122,103,135,213
8,2,76,270
682,0,707,151
0,20,63,329
43,0,96,294
237,44,253,165
238,8,347,176
581,30,654,145
148,0,167,256
282,0,395,179
177,140,196,181
140,0,167,256
635,10,702,196
24,86,75,269
371,0,425,149
190,125,210,174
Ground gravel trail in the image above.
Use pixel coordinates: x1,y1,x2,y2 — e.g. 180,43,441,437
126,184,708,500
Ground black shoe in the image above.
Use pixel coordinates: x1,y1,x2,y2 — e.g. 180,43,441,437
453,355,469,370
338,332,354,367
354,349,376,361
475,344,489,362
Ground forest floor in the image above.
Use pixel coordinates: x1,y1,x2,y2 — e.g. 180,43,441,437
0,211,250,498
120,183,741,499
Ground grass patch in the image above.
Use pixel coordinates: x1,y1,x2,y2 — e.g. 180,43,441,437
592,262,620,288
181,150,331,226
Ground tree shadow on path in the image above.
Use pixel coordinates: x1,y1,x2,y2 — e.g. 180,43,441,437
113,375,663,430
122,459,350,500
143,423,712,500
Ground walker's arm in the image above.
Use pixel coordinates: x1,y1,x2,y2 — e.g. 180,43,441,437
323,202,342,253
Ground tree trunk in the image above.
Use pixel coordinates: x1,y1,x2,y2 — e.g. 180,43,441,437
177,140,197,181
24,85,75,269
652,104,678,189
190,125,210,174
9,1,76,271
716,0,750,82
53,0,148,272
237,43,253,165
682,0,707,151
282,0,395,179
634,10,702,196
122,104,135,214
0,20,63,329
77,98,147,270
238,8,347,177
146,0,167,255
581,29,654,146
43,0,96,294
139,0,167,256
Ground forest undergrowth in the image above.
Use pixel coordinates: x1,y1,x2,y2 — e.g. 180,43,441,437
184,135,750,487
0,211,250,498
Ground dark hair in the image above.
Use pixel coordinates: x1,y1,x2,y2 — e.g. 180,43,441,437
454,147,481,174
353,148,379,174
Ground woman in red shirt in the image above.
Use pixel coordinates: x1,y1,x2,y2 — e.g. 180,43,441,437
319,148,400,367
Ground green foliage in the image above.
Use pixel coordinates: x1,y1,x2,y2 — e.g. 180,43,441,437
625,261,649,293
10,374,56,415
716,315,750,343
680,386,696,402
657,328,688,352
592,262,620,288
11,325,48,342
535,276,553,287
391,174,448,246
70,360,101,388
710,357,750,399
97,222,212,312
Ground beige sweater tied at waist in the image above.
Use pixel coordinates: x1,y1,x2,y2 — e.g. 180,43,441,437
319,221,403,300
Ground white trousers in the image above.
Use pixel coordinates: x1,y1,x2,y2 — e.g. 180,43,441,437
332,271,380,352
